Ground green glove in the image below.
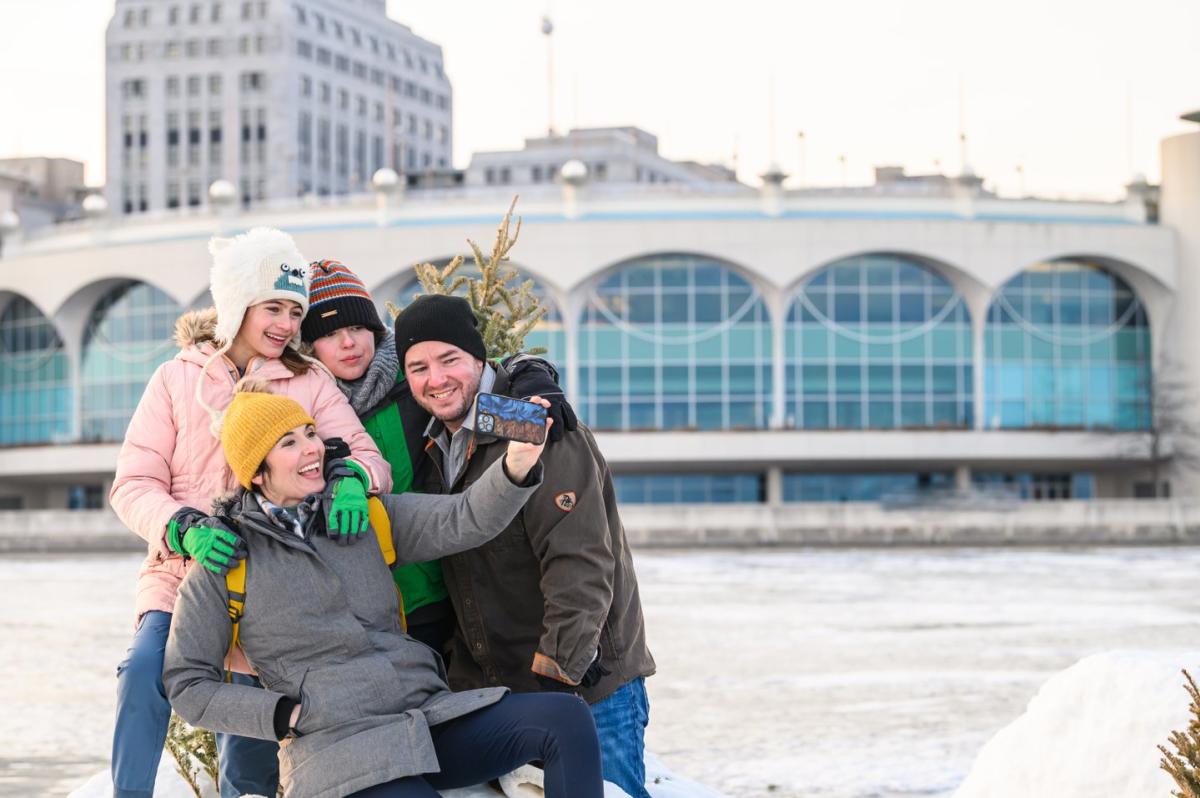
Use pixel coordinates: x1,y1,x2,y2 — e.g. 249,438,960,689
167,509,245,575
327,460,370,543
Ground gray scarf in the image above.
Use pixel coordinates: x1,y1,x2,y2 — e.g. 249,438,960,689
336,331,400,416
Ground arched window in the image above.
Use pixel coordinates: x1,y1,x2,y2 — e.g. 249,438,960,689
786,254,973,429
0,297,71,445
984,260,1151,429
577,253,772,430
378,267,564,362
81,283,180,442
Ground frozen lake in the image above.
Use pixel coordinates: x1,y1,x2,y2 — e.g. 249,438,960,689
3,547,1200,798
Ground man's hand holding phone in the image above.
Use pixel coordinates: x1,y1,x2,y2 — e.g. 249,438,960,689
500,395,553,484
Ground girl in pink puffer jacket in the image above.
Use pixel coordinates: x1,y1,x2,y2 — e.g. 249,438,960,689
107,227,389,798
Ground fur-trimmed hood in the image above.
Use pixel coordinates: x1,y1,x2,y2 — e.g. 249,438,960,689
174,307,219,349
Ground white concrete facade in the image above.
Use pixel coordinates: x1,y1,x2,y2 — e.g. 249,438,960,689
0,173,1187,509
105,0,452,215
1159,128,1200,496
465,127,744,191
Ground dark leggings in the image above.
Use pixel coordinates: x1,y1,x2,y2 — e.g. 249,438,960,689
347,692,603,798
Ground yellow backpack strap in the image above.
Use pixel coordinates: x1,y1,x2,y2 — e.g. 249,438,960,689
224,558,247,684
367,496,407,632
368,497,396,567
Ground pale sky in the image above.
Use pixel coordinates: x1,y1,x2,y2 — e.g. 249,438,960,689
2,0,1199,199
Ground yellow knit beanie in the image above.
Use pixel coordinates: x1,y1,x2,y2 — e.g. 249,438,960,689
220,378,315,489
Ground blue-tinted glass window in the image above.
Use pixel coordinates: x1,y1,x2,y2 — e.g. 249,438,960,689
80,283,180,442
0,297,72,446
379,264,565,366
983,260,1150,430
782,472,953,502
613,473,764,504
577,254,773,430
972,472,1095,500
786,255,972,430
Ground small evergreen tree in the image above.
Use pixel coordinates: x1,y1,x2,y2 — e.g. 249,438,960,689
388,196,548,359
165,713,219,797
1159,669,1200,797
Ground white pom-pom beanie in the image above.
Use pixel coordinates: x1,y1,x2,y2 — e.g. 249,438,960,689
197,227,311,436
208,227,310,346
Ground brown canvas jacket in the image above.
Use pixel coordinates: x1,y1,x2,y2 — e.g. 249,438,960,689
419,366,655,704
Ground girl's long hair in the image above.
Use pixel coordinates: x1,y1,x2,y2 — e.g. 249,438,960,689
279,346,313,376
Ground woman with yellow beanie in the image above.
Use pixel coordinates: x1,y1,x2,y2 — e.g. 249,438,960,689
163,381,605,798
107,228,390,798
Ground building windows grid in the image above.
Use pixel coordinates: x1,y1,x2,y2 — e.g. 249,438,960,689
983,261,1151,431
783,472,954,502
578,255,773,431
381,271,564,364
786,255,973,430
614,473,763,504
80,283,180,443
973,472,1095,500
0,298,72,446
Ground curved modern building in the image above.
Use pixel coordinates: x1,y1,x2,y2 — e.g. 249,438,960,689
1,131,1197,519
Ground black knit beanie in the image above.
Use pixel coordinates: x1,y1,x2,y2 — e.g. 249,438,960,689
301,259,386,344
393,294,487,369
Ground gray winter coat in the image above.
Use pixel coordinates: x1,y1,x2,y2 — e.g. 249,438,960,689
163,458,540,798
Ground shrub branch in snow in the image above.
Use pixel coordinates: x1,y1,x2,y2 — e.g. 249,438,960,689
387,196,548,359
165,713,218,798
1159,669,1200,797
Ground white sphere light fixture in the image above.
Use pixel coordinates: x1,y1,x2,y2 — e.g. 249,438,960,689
82,194,109,218
208,179,237,207
0,210,19,235
560,159,588,187
371,168,401,193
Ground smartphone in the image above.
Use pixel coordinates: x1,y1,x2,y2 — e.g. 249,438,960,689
474,392,548,445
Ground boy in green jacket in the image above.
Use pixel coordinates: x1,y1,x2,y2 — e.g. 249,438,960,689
301,260,575,655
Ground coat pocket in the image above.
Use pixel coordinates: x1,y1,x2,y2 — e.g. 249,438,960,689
295,654,400,734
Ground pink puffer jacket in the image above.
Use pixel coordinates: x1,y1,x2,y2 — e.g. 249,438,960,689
110,308,391,626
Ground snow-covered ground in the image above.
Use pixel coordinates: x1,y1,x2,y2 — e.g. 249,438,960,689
3,547,1200,798
954,650,1200,797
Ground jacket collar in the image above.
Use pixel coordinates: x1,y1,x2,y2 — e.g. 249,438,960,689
228,489,322,551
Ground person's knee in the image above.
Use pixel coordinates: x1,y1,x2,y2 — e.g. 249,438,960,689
117,617,170,696
117,644,165,689
540,692,594,733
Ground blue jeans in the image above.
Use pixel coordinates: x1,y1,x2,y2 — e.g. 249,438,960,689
347,692,603,798
112,611,280,798
590,677,651,798
215,672,283,798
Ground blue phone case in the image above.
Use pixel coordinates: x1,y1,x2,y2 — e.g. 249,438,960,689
474,393,548,444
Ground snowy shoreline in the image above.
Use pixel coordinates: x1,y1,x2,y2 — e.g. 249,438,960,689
6,548,1200,798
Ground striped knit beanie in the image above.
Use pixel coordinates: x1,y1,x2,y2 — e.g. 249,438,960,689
301,259,385,344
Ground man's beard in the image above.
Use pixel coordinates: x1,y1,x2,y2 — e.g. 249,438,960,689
435,393,475,426
427,368,483,429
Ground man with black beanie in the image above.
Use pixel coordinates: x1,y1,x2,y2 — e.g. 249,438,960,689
302,262,576,660
395,294,657,798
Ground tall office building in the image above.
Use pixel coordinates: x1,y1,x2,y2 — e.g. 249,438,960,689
105,0,452,214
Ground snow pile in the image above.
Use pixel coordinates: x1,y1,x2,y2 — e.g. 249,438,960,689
69,751,723,798
954,650,1200,798
69,757,209,798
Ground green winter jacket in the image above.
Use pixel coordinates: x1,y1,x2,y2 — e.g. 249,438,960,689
360,373,449,616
